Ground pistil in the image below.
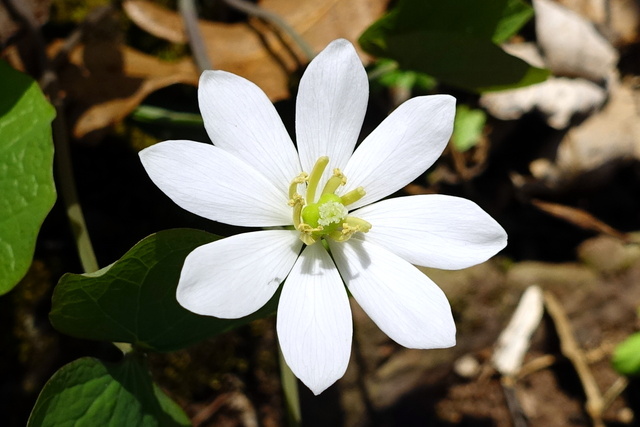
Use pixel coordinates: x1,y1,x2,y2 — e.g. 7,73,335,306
305,156,329,204
288,156,372,245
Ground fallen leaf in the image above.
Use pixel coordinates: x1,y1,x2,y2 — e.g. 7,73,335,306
31,0,388,139
534,0,618,82
122,0,185,43
48,39,198,138
480,76,607,129
557,0,640,46
123,0,388,101
553,78,640,177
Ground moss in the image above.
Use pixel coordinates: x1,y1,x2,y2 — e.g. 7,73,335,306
50,0,112,24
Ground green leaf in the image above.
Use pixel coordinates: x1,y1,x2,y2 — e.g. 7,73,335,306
493,0,535,44
28,356,190,427
0,60,56,294
612,332,640,376
452,105,487,152
359,0,548,93
372,59,437,91
50,229,279,352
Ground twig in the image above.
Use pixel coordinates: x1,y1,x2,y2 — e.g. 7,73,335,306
602,376,628,411
517,354,557,380
544,291,605,427
222,0,315,61
500,379,529,427
531,199,629,242
178,0,212,72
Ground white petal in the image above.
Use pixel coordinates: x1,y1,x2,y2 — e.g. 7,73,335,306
199,70,301,192
177,230,302,318
342,95,456,209
139,140,291,226
277,243,352,395
354,195,508,269
296,39,369,183
329,238,455,349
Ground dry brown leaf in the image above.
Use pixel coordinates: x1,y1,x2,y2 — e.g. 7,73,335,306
123,0,388,101
48,39,198,138
557,0,640,46
534,0,618,82
20,0,386,139
483,42,609,129
480,76,607,129
541,78,640,181
55,0,387,138
122,0,185,43
0,0,50,44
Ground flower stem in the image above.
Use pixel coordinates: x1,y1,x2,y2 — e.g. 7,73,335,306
53,110,99,274
279,346,302,427
3,0,101,274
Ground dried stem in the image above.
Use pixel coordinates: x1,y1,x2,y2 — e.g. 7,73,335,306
179,0,213,72
222,0,314,61
544,292,605,427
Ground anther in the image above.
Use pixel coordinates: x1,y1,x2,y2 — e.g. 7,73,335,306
288,194,304,207
288,172,308,200
345,216,372,233
340,187,366,206
321,169,346,196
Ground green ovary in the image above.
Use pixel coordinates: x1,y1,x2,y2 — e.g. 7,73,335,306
301,194,347,235
289,156,372,245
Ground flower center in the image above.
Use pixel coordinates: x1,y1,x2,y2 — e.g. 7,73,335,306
288,156,372,245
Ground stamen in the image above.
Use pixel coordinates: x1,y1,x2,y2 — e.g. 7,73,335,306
289,156,371,245
288,193,304,207
340,187,366,206
291,197,304,229
326,216,372,242
297,223,322,245
288,172,308,200
299,233,318,246
321,169,346,196
344,216,372,233
306,156,329,204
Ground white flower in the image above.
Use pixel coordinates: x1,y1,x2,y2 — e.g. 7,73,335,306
139,39,507,395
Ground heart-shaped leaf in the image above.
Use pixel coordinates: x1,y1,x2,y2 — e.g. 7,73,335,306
0,60,56,294
50,228,279,352
359,0,549,92
28,356,190,426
